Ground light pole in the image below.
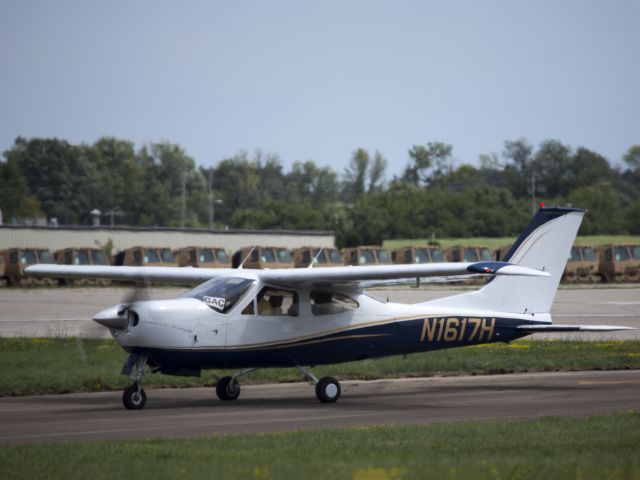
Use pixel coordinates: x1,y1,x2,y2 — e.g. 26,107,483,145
211,199,224,229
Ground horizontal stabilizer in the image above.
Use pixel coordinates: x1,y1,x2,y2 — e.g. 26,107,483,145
517,324,634,333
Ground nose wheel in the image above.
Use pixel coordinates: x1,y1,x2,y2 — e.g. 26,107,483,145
122,382,147,410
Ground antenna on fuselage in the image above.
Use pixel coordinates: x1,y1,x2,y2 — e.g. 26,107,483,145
307,247,324,268
238,246,256,270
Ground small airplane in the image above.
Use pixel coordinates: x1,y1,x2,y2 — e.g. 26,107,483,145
26,207,631,409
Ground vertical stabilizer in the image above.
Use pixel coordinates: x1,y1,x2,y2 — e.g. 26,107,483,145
424,207,585,315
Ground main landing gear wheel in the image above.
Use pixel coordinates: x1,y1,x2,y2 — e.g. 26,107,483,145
216,376,241,401
315,376,341,403
122,383,147,410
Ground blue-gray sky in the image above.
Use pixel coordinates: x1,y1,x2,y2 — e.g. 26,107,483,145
1,1,638,177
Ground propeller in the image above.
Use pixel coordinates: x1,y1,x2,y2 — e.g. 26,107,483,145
93,276,151,329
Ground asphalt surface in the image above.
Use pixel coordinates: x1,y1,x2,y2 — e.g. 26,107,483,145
1,370,638,445
0,286,638,339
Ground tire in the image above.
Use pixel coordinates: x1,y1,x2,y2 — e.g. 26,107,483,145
216,376,240,401
315,377,341,404
122,383,147,410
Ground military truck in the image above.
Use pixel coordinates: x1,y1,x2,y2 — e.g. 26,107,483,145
444,245,494,263
231,246,294,269
443,245,494,284
597,244,640,283
175,246,231,268
0,255,6,287
341,246,392,266
1,248,46,286
113,246,177,267
494,245,513,262
292,247,343,268
55,248,112,285
35,249,59,286
562,245,599,283
391,246,445,264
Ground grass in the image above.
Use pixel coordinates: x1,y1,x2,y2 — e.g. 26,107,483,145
1,412,639,479
384,235,640,250
1,338,639,396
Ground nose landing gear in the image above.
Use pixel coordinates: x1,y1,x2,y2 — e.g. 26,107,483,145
122,354,147,410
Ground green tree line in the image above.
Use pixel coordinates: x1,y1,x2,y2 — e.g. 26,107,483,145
1,137,639,246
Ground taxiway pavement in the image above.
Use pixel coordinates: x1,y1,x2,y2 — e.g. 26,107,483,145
1,370,638,444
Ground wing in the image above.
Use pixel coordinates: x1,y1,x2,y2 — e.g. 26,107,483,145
25,260,548,287
256,261,549,286
25,264,237,286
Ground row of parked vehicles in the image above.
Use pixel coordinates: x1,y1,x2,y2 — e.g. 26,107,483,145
1,243,639,287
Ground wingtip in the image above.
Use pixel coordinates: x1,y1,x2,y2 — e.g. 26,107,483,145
467,262,550,277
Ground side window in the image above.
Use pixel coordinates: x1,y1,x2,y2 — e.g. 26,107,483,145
404,250,412,263
241,300,255,315
257,287,299,316
310,291,358,316
133,250,142,264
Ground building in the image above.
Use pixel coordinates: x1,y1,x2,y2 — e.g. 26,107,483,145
0,225,335,256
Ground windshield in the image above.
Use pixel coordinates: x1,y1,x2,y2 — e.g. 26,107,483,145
463,248,479,262
21,250,38,264
182,277,256,314
91,250,109,265
260,248,276,263
144,249,160,263
377,249,391,264
276,248,293,263
37,250,54,263
200,249,215,263
431,248,444,262
161,248,174,263
569,247,580,262
328,249,342,264
358,249,376,265
614,246,630,261
76,250,90,265
582,247,597,262
479,248,493,261
414,248,429,263
312,248,327,264
632,246,640,260
215,248,229,264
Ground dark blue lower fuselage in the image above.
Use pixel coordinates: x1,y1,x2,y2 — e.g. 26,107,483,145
130,316,535,376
